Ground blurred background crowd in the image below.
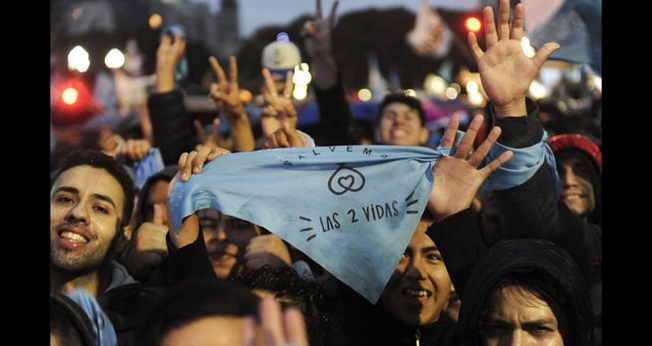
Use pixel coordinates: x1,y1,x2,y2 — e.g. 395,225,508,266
50,0,601,155
50,1,602,345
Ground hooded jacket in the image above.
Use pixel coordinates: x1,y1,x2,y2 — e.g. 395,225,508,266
455,239,593,346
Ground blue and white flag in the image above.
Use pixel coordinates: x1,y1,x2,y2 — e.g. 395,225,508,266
523,0,601,74
66,288,118,346
169,139,550,303
170,145,442,303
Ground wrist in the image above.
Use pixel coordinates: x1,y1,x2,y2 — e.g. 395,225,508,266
491,99,527,118
155,74,176,93
223,109,249,124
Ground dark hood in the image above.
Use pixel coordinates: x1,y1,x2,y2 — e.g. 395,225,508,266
457,239,592,346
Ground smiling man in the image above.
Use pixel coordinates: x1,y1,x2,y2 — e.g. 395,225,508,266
374,93,431,147
547,133,602,225
326,209,458,346
50,149,162,346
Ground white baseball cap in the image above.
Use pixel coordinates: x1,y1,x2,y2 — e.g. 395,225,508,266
261,32,302,79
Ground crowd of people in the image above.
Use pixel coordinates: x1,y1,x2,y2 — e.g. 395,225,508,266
50,0,602,345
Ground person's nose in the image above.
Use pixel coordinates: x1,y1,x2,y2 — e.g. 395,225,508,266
393,112,409,124
204,223,229,241
159,208,169,225
560,166,579,187
499,330,526,346
67,201,89,223
404,256,427,280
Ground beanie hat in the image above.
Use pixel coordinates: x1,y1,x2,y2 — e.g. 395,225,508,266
377,93,426,125
261,32,302,80
548,133,601,173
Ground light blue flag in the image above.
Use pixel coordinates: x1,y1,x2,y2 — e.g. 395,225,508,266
66,287,118,346
169,138,550,303
170,145,442,303
524,0,601,74
133,147,166,188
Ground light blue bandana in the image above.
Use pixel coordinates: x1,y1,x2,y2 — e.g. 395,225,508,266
132,148,165,188
66,287,117,346
169,141,552,303
171,145,441,303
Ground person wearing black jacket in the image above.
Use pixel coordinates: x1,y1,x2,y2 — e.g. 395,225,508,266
423,0,597,344
51,149,165,346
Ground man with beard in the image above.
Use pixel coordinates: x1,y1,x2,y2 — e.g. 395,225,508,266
50,149,163,345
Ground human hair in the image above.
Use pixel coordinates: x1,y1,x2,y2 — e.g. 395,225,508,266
233,265,324,312
50,290,96,346
553,147,602,225
376,93,426,126
232,265,331,346
457,239,593,346
477,269,575,344
137,276,261,346
548,133,602,225
134,166,177,228
51,149,136,229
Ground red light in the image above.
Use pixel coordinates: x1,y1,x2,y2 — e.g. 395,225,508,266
56,78,89,107
465,16,482,33
51,77,104,126
61,87,79,106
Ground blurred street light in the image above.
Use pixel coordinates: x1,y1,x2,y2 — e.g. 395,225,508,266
67,45,90,73
104,48,125,69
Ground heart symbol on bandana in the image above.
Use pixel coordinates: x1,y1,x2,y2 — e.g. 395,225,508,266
338,175,355,189
328,165,366,195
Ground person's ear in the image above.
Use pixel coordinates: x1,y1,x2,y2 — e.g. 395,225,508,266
113,225,132,254
122,225,133,242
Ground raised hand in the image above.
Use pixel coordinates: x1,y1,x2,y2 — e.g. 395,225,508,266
241,297,310,346
259,68,298,138
175,145,231,182
301,0,339,88
428,113,513,221
155,31,186,93
121,203,169,276
302,0,338,60
116,138,152,161
166,146,231,248
194,117,229,151
209,56,247,121
262,122,306,148
208,55,256,152
468,0,559,116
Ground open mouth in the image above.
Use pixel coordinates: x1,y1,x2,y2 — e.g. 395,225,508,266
403,288,431,298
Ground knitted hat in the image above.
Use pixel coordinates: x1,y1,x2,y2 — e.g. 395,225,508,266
261,32,301,81
548,133,602,226
548,133,601,173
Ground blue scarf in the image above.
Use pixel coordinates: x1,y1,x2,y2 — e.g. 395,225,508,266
170,142,551,303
